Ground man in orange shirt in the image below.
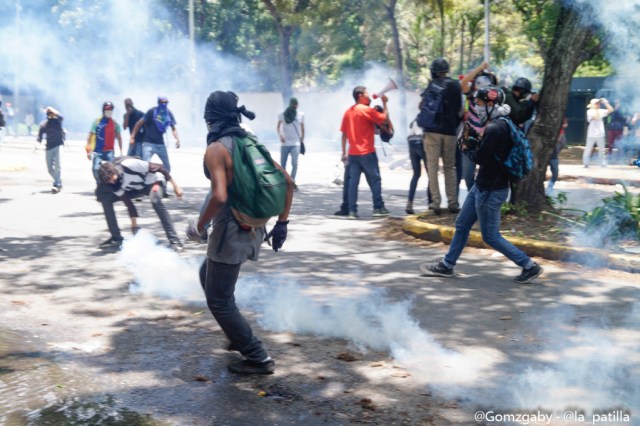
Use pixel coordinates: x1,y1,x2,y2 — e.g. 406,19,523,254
339,86,390,219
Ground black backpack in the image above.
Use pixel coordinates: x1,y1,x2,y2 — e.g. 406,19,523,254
417,79,447,132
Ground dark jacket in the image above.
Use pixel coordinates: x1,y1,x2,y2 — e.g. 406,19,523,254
37,116,65,150
504,90,536,127
464,118,513,191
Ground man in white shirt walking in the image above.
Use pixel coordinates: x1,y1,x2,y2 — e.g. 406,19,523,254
277,97,304,191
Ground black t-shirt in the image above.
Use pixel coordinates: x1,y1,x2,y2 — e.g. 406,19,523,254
465,119,512,191
142,108,176,145
124,108,145,143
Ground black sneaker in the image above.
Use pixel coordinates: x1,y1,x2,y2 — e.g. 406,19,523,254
99,237,123,249
372,207,390,217
431,207,443,215
334,209,349,216
448,207,461,214
514,263,543,284
227,359,275,375
419,261,454,277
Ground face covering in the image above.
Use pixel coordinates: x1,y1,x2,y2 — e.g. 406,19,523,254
104,110,113,118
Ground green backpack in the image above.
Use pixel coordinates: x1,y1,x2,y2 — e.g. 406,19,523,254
228,134,287,227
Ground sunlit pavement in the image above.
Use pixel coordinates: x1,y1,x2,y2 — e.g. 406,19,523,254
1,137,638,425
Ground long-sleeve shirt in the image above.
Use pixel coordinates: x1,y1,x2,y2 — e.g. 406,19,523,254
464,118,513,191
37,116,65,150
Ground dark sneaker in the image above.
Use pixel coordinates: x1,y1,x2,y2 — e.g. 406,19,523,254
334,209,349,216
419,261,454,277
431,207,443,215
405,204,415,215
448,207,461,214
51,186,59,194
347,212,359,220
293,183,299,192
372,207,390,217
171,242,184,253
228,359,275,375
514,263,543,284
99,237,123,249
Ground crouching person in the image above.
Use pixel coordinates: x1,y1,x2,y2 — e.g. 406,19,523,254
96,157,184,251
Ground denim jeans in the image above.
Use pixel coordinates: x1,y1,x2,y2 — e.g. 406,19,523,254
46,146,62,187
548,159,559,184
443,186,531,269
347,152,385,213
338,161,350,213
98,182,179,244
461,154,476,191
127,142,143,158
280,145,300,180
142,142,171,172
408,139,432,204
200,258,269,363
92,150,114,182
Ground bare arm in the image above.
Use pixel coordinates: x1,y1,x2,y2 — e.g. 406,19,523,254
277,120,284,143
171,126,180,148
116,131,123,155
130,118,144,145
460,61,489,94
86,132,94,159
197,143,230,232
273,161,294,222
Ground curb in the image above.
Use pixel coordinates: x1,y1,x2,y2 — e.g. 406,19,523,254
403,215,640,273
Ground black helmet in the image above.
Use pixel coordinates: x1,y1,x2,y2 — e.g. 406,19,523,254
512,77,532,94
474,85,505,105
430,58,450,75
102,101,114,111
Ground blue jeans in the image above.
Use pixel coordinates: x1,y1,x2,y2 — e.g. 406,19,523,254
92,150,114,182
443,186,531,269
548,159,559,184
461,154,476,191
280,145,300,180
142,142,171,172
46,146,62,187
347,152,385,213
408,139,432,204
127,141,143,158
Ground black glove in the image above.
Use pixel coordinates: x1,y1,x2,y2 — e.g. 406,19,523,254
265,220,288,252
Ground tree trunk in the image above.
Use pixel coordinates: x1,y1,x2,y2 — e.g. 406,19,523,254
458,16,465,74
279,26,294,101
385,0,407,134
515,5,594,211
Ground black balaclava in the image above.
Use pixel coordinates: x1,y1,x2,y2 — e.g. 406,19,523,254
203,91,255,146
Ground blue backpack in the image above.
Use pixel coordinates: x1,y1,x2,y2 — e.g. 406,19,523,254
417,80,447,132
496,116,533,182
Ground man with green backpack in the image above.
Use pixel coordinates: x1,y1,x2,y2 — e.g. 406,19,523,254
187,91,294,375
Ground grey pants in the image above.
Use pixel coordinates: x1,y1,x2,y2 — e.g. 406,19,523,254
200,258,269,363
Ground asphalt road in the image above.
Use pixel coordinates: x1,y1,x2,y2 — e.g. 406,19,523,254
0,137,638,425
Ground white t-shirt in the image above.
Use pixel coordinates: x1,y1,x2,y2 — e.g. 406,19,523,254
278,112,304,146
586,108,610,138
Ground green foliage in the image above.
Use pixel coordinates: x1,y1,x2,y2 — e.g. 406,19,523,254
501,201,529,217
581,185,640,243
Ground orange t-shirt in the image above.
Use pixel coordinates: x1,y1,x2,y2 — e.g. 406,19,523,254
340,104,387,156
